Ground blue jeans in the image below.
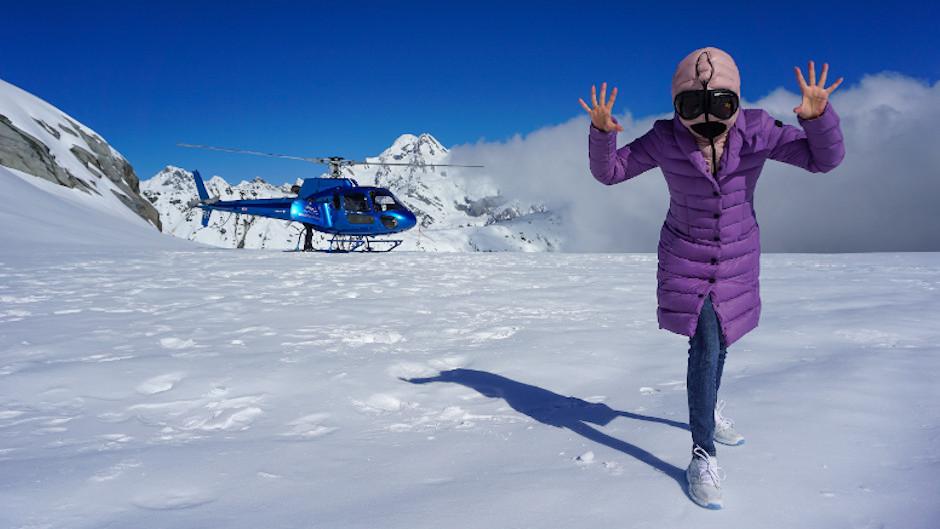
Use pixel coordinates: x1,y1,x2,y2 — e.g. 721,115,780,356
687,295,727,457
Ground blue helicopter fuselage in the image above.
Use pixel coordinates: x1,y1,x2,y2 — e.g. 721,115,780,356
192,171,417,236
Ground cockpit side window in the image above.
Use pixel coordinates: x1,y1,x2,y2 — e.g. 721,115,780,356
370,191,403,212
342,192,370,213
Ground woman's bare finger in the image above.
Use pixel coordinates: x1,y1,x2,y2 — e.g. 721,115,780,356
600,82,607,107
607,86,618,110
591,85,598,107
818,62,829,88
578,98,592,114
808,60,816,86
794,66,807,90
825,77,845,95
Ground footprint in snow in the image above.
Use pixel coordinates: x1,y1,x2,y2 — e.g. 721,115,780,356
281,413,338,439
387,356,468,379
89,459,142,483
470,327,518,342
132,488,216,510
353,393,415,413
0,410,25,421
428,356,469,370
387,362,437,379
121,394,264,434
136,373,185,395
574,451,595,464
342,332,404,346
159,337,195,350
186,399,264,432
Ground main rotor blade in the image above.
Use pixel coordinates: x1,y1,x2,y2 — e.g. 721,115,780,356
178,143,484,168
347,160,485,168
177,143,328,165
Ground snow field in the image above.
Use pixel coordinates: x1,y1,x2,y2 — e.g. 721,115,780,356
0,250,938,528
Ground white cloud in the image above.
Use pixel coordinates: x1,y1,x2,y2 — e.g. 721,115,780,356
448,72,940,252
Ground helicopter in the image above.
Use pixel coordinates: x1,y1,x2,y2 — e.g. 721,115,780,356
179,143,483,252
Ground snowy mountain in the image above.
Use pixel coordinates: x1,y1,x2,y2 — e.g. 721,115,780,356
141,167,303,250
142,134,562,252
0,78,161,230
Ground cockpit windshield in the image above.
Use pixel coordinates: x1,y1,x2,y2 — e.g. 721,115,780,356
342,192,370,213
371,191,403,212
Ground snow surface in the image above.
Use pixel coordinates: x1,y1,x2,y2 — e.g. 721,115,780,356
0,165,184,257
2,163,939,528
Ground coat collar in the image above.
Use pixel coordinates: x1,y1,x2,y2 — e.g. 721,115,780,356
672,109,746,188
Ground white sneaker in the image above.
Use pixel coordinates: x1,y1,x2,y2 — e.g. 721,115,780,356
686,446,725,509
714,400,745,446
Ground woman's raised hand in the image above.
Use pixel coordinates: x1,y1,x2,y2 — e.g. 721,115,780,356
579,82,624,133
793,60,844,120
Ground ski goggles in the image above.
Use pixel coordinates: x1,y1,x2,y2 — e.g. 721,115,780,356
673,89,739,120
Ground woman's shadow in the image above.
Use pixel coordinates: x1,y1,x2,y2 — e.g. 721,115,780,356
402,368,688,488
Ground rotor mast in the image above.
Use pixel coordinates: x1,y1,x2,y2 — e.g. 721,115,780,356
326,157,346,179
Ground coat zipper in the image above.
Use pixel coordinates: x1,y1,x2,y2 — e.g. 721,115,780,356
709,137,717,177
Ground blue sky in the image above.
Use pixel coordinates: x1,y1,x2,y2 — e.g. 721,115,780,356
3,1,937,184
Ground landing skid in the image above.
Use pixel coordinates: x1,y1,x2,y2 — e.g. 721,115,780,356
326,235,402,253
290,234,403,253
290,228,403,253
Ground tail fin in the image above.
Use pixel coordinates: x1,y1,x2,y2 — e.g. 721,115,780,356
193,170,209,201
192,170,212,226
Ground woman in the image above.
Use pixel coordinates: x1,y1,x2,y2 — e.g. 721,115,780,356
578,47,845,509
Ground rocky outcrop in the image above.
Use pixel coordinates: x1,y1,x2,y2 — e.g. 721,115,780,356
0,78,161,230
0,115,94,192
66,121,161,228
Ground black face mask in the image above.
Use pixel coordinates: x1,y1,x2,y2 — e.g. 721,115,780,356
690,121,728,139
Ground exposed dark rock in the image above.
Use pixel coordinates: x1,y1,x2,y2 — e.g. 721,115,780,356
0,114,94,192
455,195,506,217
0,113,161,230
33,118,60,139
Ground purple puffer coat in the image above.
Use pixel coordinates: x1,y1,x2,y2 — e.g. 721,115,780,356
589,101,845,346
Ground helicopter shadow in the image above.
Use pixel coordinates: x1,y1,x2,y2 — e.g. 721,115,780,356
401,368,689,489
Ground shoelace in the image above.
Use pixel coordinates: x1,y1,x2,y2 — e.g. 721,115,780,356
715,399,735,431
692,446,726,487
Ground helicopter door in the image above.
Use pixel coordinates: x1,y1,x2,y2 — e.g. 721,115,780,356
341,191,374,224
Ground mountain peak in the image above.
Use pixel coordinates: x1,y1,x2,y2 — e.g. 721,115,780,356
379,133,448,164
